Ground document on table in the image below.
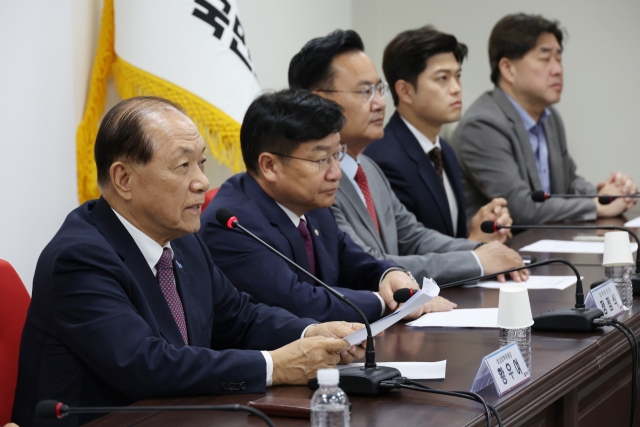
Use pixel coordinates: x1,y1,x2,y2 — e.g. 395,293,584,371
343,278,439,345
519,239,638,254
406,308,499,329
339,361,446,380
464,275,580,290
625,216,640,228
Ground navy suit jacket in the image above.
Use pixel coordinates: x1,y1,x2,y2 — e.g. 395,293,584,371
365,112,468,239
13,197,313,427
199,173,398,323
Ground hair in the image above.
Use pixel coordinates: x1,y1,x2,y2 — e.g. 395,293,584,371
489,13,564,84
95,96,186,187
288,29,364,90
240,89,345,174
382,26,468,106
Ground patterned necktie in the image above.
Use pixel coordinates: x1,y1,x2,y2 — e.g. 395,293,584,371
156,248,188,345
354,164,380,234
429,147,445,189
297,219,316,275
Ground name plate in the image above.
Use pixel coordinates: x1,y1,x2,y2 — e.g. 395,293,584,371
584,279,624,317
470,342,530,396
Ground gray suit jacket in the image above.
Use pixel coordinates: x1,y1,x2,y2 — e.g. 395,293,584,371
450,87,596,225
331,155,480,285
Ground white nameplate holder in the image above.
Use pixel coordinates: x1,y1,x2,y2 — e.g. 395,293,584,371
584,279,625,317
470,342,530,396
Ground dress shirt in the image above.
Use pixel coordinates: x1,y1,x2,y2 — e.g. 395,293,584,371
505,94,552,193
112,209,277,386
400,117,459,235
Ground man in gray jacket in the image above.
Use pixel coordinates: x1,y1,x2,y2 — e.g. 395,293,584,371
288,29,527,285
451,14,637,225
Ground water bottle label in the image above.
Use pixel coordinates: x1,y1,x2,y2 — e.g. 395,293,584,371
470,342,530,397
584,279,624,317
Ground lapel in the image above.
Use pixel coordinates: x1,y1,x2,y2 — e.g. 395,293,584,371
244,174,314,281
440,140,467,236
304,213,328,281
338,172,385,249
388,112,454,235
90,197,188,348
543,112,564,193
492,88,543,191
171,244,200,346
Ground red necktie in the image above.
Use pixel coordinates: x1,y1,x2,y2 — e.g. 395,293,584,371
156,249,188,345
354,164,380,234
297,219,316,275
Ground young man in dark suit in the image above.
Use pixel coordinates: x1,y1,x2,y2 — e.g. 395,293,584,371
365,26,512,242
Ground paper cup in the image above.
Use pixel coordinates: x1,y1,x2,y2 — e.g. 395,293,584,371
497,285,534,329
602,231,634,266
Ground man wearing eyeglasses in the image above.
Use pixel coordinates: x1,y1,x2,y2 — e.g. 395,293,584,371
288,29,526,286
198,89,455,323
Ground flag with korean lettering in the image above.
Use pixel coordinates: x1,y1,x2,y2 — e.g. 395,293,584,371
76,0,260,203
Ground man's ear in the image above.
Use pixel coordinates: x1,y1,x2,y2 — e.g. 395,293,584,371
498,57,517,86
395,80,415,106
257,153,280,183
110,161,134,201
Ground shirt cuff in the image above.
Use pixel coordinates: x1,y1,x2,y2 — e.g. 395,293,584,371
301,324,316,339
373,292,386,316
261,351,274,387
470,251,484,276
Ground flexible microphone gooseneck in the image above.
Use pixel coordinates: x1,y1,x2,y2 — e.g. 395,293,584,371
531,191,640,204
36,400,276,427
481,221,640,294
215,208,401,396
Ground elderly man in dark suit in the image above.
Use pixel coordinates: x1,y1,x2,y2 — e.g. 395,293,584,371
13,97,366,427
287,29,527,286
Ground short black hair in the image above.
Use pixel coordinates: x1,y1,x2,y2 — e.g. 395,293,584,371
288,29,364,90
95,96,185,187
383,26,468,106
240,89,345,174
489,13,564,84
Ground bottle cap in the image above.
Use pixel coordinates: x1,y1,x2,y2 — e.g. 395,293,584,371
316,368,339,385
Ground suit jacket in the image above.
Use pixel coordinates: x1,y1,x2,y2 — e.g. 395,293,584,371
450,87,597,225
332,155,480,286
198,173,398,323
365,111,468,238
13,197,313,427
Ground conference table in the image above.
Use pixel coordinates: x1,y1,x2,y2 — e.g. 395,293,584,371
87,207,640,427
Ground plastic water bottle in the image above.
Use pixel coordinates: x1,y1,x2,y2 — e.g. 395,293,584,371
499,327,532,370
605,265,633,310
311,369,349,427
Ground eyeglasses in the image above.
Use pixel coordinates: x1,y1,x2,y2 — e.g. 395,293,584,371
317,81,389,102
269,144,347,173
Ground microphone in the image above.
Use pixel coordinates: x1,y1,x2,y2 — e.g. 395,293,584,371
393,288,419,303
531,191,640,204
36,400,275,427
215,208,401,395
481,221,640,294
437,258,603,332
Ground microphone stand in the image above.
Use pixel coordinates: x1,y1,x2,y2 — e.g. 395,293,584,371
216,209,400,395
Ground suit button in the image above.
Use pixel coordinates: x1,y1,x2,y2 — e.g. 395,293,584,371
240,382,246,390
222,382,229,390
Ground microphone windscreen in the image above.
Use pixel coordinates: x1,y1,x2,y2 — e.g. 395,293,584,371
531,191,547,202
480,221,497,234
215,208,236,227
393,288,416,303
36,400,61,419
598,195,613,205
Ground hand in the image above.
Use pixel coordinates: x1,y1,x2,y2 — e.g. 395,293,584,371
468,198,513,243
400,296,457,321
597,172,638,213
474,241,528,283
305,321,367,363
379,270,420,312
269,336,349,385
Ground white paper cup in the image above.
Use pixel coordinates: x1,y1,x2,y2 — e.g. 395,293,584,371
497,285,534,329
602,231,634,266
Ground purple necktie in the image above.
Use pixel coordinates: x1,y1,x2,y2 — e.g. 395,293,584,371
156,248,188,345
297,219,316,275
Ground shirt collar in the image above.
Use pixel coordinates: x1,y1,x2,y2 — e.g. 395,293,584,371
341,153,362,180
400,115,441,153
275,202,306,228
112,209,173,273
504,93,551,131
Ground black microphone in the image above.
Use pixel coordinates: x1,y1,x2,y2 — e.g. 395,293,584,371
36,400,275,427
531,190,640,204
215,208,401,395
598,193,640,205
481,221,640,294
437,258,603,332
393,288,419,303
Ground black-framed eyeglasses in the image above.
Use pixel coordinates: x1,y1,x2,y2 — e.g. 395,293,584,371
269,144,347,173
317,81,389,102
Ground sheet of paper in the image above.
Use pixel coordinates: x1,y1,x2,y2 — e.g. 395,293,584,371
343,278,439,345
464,275,580,290
625,216,640,228
519,239,638,254
406,308,499,328
339,361,446,380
